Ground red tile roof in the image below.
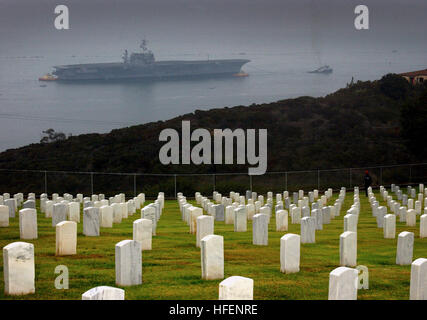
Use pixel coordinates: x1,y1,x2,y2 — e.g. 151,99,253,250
399,69,427,77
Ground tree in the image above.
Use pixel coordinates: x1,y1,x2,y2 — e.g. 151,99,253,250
400,85,427,159
40,129,66,143
379,73,410,100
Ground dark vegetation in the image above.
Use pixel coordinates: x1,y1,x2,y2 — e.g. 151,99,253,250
39,128,67,144
0,74,426,196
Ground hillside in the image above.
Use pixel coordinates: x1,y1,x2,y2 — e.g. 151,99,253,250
0,74,426,195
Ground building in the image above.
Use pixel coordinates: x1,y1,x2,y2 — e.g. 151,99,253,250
399,69,427,85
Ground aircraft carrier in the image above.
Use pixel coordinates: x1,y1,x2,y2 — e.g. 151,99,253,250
50,41,250,81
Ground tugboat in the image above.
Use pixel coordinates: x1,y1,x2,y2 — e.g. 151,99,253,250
38,73,58,81
308,65,333,74
233,71,249,77
48,40,250,81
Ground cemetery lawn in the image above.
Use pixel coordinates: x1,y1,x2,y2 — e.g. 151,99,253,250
0,192,425,300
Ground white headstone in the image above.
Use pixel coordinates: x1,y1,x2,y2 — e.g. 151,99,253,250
253,214,269,246
312,209,323,230
396,231,414,265
45,200,53,218
100,205,113,228
225,205,234,224
0,205,9,227
4,199,16,218
383,214,396,239
340,231,357,267
68,202,80,223
322,206,331,224
328,267,358,300
399,206,407,223
115,240,142,286
23,200,36,209
83,207,100,236
275,209,288,232
142,206,157,236
196,215,214,248
214,204,225,221
234,207,247,232
414,200,421,215
120,202,128,219
291,206,301,224
410,258,427,300
246,204,255,220
219,276,253,300
82,286,125,300
52,203,67,227
406,209,416,227
83,201,94,209
201,234,224,280
376,206,386,228
189,207,203,234
3,242,35,295
280,233,300,274
301,206,310,218
56,221,77,255
19,208,37,240
133,219,152,250
301,216,315,244
111,203,122,224
421,214,427,238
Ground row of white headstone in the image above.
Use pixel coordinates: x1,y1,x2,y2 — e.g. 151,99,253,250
0,192,146,225
380,183,426,216
2,185,426,299
390,183,426,202
3,240,427,300
81,275,255,300
181,188,345,285
1,191,167,296
368,186,426,266
4,237,425,300
376,185,427,237
180,186,426,299
339,189,360,267
0,192,148,241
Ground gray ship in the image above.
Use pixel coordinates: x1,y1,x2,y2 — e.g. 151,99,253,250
307,65,333,74
50,40,250,81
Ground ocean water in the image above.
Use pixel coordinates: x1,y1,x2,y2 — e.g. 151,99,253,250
1,48,426,151
1,0,427,151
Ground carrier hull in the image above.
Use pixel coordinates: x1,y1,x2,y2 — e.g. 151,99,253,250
53,59,250,81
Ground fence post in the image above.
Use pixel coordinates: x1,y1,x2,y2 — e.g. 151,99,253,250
90,172,94,195
44,170,47,194
174,174,177,199
213,174,216,193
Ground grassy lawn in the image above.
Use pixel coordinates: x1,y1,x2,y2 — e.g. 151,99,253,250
0,190,425,300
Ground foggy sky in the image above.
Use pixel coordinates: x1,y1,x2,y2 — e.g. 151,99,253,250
1,0,427,57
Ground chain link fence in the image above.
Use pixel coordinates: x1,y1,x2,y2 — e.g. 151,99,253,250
0,163,426,199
